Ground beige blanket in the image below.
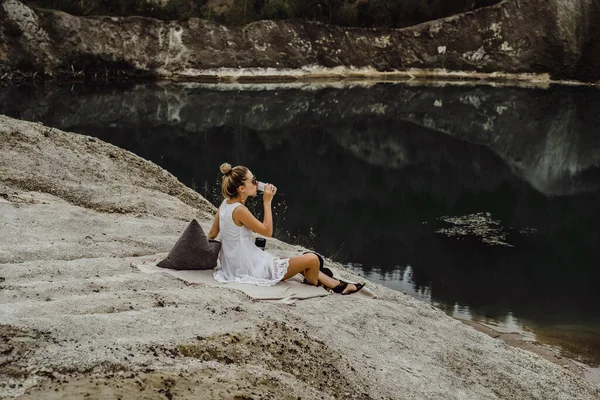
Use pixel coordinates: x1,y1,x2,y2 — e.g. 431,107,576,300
133,255,375,304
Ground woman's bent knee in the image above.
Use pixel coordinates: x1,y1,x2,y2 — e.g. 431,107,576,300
307,253,320,269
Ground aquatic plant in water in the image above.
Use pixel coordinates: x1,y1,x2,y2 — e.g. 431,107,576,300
436,212,519,247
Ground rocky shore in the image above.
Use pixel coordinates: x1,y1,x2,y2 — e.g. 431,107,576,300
1,114,599,399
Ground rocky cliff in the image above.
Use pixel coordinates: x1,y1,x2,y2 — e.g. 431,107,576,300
1,0,599,82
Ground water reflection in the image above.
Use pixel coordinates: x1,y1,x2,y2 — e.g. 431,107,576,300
345,263,433,303
2,81,600,367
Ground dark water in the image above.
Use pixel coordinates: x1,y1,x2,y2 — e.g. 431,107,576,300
2,81,600,370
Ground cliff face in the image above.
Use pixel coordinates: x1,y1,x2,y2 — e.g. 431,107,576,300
1,0,599,82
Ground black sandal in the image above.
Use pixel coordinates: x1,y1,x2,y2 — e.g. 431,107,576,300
332,281,365,295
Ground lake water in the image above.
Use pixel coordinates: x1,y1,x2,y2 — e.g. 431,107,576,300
2,81,599,372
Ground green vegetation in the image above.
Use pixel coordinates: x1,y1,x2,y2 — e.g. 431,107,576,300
1,7,23,38
3,19,23,38
24,0,499,28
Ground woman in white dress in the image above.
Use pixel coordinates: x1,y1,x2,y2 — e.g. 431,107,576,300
208,163,364,295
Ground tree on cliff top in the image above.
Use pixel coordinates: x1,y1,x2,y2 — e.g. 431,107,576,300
23,0,501,28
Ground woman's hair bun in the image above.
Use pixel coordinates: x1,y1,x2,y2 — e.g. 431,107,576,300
220,162,232,175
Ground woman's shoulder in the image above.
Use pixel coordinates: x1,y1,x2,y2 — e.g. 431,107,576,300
221,199,243,207
221,200,246,214
231,202,247,213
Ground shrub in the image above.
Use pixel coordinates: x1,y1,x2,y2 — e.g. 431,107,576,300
261,0,294,20
3,19,23,38
337,1,358,26
22,0,502,28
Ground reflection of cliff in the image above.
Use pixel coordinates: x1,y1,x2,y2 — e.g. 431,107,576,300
3,83,600,196
397,87,600,196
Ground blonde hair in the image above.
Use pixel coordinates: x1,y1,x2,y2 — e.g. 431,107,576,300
220,162,249,199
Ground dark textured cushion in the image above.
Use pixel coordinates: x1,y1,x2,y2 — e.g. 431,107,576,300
157,219,221,270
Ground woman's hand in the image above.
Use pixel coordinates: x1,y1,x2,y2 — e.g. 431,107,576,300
263,183,277,203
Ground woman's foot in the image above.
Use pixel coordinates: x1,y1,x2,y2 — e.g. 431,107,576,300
342,282,364,295
332,280,365,295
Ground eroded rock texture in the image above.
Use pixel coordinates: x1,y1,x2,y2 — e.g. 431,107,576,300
0,0,599,81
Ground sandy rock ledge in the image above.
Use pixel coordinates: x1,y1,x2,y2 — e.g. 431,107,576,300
0,114,599,399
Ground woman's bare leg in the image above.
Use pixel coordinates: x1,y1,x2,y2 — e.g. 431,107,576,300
283,254,363,294
282,253,320,284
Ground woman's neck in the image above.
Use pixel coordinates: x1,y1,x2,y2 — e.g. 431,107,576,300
228,196,245,205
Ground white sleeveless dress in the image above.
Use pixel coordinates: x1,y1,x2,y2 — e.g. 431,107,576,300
213,200,290,286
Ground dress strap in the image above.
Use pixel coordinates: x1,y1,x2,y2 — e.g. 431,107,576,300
219,199,227,211
225,201,243,219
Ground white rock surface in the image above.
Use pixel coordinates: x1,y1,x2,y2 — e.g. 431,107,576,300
0,114,599,399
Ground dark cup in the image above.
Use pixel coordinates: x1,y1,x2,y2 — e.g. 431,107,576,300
255,237,266,250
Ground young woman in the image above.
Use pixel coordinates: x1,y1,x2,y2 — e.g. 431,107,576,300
208,163,364,295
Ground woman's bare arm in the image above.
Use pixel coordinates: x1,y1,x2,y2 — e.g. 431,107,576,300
231,183,276,237
233,203,273,237
207,209,220,239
